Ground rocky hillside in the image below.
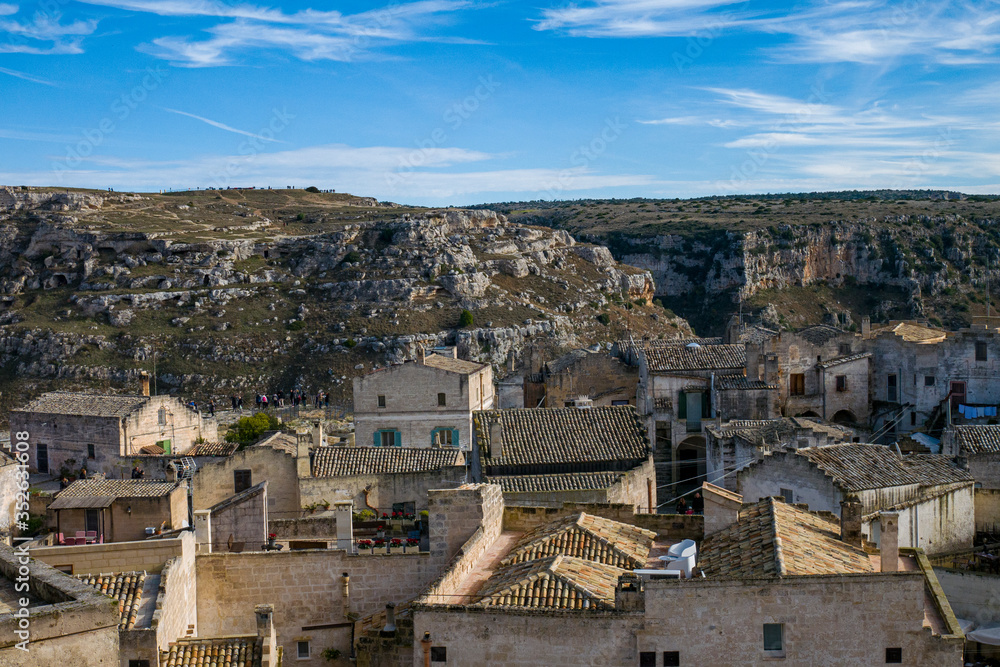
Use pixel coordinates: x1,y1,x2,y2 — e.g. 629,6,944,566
484,193,1000,334
0,186,690,417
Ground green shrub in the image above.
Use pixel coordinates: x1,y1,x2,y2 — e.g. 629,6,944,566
459,309,474,328
597,313,611,325
296,213,305,221
344,338,357,348
287,320,305,331
225,412,282,447
343,251,361,264
305,186,321,193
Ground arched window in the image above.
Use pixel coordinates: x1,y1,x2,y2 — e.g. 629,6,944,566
158,407,167,425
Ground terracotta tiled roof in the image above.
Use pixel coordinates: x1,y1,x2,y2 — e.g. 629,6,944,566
795,324,848,346
738,325,779,344
422,354,488,375
75,571,146,629
56,478,179,499
615,337,723,359
485,471,627,494
161,636,261,667
14,392,149,417
139,444,164,456
700,497,874,578
471,555,623,610
644,344,746,372
953,425,1000,454
474,406,649,469
714,375,777,390
185,441,239,456
254,431,298,454
311,446,464,477
500,512,655,570
816,352,871,369
794,444,972,491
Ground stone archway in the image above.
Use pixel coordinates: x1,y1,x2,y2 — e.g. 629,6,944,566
832,409,857,425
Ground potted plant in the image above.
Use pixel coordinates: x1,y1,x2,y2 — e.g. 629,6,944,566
357,539,373,554
373,538,386,553
267,533,277,548
406,537,419,553
390,538,402,553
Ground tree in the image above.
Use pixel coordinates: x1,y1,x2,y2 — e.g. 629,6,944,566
459,309,474,328
225,412,282,448
305,186,321,193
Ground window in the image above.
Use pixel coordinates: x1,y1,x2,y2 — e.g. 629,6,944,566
911,412,917,426
128,661,151,667
790,374,805,396
430,646,447,662
780,488,794,504
85,509,101,533
887,374,897,402
297,641,310,659
158,407,167,425
925,375,935,387
36,443,48,474
234,469,252,493
54,564,73,574
977,341,988,362
639,653,656,667
835,375,847,392
377,395,386,408
612,399,629,406
433,429,455,447
839,343,852,355
763,623,784,653
885,647,902,663
663,651,680,666
438,392,446,406
817,355,822,363
87,443,96,460
377,430,400,447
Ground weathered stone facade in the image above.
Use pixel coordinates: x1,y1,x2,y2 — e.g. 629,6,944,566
192,442,300,519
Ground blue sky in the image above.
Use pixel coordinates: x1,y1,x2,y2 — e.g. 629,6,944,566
1,0,1000,205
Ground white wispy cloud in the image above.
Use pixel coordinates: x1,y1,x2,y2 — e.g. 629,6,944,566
0,4,17,16
536,0,1000,67
0,8,99,55
0,66,56,85
162,108,286,142
77,0,478,66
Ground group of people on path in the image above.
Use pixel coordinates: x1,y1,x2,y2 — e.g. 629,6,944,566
227,390,331,412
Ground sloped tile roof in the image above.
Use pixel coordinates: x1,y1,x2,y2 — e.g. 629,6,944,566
14,392,149,418
874,321,948,343
700,497,874,578
474,406,649,469
254,431,298,455
56,478,179,500
485,471,627,494
795,324,848,346
75,571,146,629
161,636,261,667
644,344,746,372
739,325,779,344
185,441,239,456
471,555,622,610
311,446,464,477
422,354,488,375
500,512,656,570
794,444,971,491
953,425,1000,454
138,444,165,456
615,337,723,359
715,375,777,390
816,352,871,369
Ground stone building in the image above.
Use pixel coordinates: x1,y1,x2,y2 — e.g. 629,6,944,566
408,492,964,666
945,424,1000,532
301,446,467,513
0,543,121,666
703,417,854,491
48,477,188,543
353,349,493,450
737,443,975,554
11,378,217,478
470,405,656,512
0,453,19,536
524,347,640,409
194,480,269,554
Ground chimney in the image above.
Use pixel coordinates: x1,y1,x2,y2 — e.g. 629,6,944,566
194,510,212,553
416,345,426,365
341,573,350,619
380,602,396,637
745,343,761,382
311,420,324,448
880,512,899,572
862,316,871,340
614,573,645,612
140,371,150,397
296,433,311,478
255,604,277,667
421,632,433,667
839,497,863,548
165,461,178,483
488,420,503,459
335,500,354,552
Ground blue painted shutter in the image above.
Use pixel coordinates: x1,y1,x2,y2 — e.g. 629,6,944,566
452,429,460,448
374,431,380,447
394,431,402,447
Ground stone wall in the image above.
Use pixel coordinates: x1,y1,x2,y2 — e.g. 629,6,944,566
500,459,655,512
208,481,268,553
968,454,1000,490
192,445,300,519
53,485,187,543
501,503,703,541
299,466,468,514
873,484,975,555
976,488,1000,532
935,567,1000,626
31,535,186,574
150,532,198,654
543,352,639,408
124,396,217,457
13,411,122,477
268,515,338,540
0,544,121,666
0,459,19,533
428,483,503,561
820,356,870,423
